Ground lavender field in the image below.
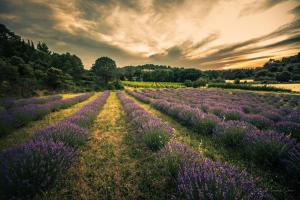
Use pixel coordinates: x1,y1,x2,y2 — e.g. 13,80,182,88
0,89,299,200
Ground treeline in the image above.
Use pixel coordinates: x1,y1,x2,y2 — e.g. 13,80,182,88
0,24,123,97
119,64,202,82
120,53,300,83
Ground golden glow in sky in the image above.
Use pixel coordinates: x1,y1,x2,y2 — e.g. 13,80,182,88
1,0,300,70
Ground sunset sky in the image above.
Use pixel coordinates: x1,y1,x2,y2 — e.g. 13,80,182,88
0,0,300,70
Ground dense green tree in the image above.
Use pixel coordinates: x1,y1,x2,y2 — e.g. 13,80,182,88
92,57,117,85
276,71,291,82
192,77,208,87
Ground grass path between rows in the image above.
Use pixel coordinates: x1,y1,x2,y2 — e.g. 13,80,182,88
125,93,293,199
41,92,174,200
0,93,100,151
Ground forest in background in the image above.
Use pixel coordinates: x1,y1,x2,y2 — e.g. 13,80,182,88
120,54,300,83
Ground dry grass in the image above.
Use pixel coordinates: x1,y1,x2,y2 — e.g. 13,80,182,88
255,83,300,92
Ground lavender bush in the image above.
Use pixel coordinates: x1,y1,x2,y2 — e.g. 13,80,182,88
118,92,173,151
33,122,89,148
244,114,274,130
275,121,300,140
158,142,199,179
243,130,296,166
0,140,76,198
213,120,257,147
177,159,269,200
223,109,244,121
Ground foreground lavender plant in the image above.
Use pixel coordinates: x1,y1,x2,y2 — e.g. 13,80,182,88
159,142,269,199
0,140,76,199
177,159,269,200
243,130,297,166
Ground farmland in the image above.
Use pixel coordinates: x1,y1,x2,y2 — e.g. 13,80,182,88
0,88,299,200
122,81,185,88
255,83,300,92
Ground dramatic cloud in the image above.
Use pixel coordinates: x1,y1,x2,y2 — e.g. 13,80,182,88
0,0,299,70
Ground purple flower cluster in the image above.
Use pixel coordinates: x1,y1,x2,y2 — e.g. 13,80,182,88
177,159,269,200
159,142,268,199
213,120,257,147
133,88,300,140
126,89,153,104
0,93,93,136
12,95,62,108
127,91,220,135
117,92,173,151
0,95,62,108
243,129,298,167
0,140,76,198
33,122,89,147
0,91,110,198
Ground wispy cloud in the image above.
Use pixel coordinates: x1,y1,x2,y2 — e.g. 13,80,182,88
0,0,299,69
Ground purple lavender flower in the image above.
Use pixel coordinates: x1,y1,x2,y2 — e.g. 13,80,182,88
12,95,62,107
275,121,300,140
177,158,269,200
118,91,173,151
0,140,76,198
243,129,296,166
244,114,274,130
214,120,257,147
33,122,89,147
287,109,300,123
159,142,199,178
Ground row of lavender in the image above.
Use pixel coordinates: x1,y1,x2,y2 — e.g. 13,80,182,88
127,90,300,185
0,91,110,199
118,92,268,199
0,93,93,136
0,94,62,109
117,91,173,151
137,89,300,140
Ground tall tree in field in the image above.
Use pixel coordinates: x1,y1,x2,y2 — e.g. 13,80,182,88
91,57,117,85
